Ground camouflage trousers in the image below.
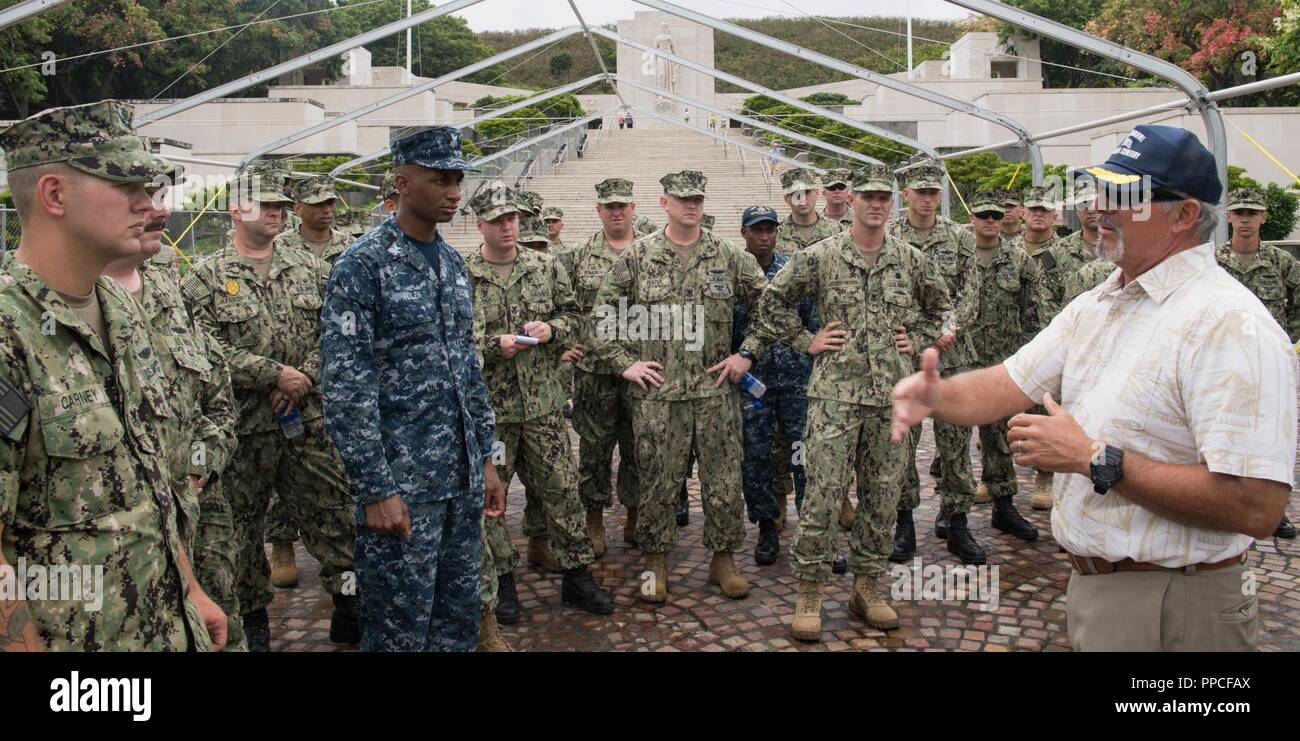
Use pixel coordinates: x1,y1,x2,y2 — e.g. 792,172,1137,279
224,419,356,613
573,370,639,512
478,514,510,611
976,416,1018,499
488,412,596,577
357,494,482,652
741,387,807,523
792,400,904,582
193,479,246,651
265,491,298,545
630,393,745,554
903,419,978,514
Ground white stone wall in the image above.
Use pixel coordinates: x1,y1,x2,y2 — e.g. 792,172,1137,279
615,10,715,128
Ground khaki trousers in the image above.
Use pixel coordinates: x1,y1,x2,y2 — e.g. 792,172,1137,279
1067,562,1258,651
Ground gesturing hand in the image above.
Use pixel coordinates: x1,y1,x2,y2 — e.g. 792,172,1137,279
890,347,941,443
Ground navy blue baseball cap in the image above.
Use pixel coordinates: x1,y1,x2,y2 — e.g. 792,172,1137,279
391,126,480,172
1072,124,1221,204
741,205,780,227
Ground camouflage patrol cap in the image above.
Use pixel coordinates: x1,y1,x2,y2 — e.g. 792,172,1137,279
999,189,1022,207
541,207,564,221
1021,186,1055,209
230,169,293,205
903,161,945,190
380,171,398,199
968,189,1004,214
660,170,707,198
293,175,341,205
336,209,374,236
1,100,179,182
469,180,519,222
595,177,635,204
780,167,818,195
700,214,716,230
1227,187,1267,211
516,190,544,216
517,216,550,244
823,168,852,188
391,126,480,172
851,164,895,193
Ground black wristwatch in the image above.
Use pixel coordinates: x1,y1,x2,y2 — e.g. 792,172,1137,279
738,349,756,362
1090,444,1124,495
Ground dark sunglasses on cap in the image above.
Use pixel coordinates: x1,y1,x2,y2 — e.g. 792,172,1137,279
972,210,1004,220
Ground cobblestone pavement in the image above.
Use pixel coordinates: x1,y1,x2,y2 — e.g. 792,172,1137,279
267,421,1300,652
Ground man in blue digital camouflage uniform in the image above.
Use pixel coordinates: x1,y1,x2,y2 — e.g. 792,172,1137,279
321,127,506,652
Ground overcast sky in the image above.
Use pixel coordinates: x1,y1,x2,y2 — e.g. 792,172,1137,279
451,0,973,33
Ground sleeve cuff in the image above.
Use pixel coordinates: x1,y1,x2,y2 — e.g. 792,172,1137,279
791,331,815,355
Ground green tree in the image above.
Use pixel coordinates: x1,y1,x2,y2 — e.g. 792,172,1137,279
549,52,572,77
997,1,1129,88
334,1,505,83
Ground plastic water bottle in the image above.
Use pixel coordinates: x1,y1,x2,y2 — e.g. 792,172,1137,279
738,372,767,399
278,405,304,441
739,372,767,412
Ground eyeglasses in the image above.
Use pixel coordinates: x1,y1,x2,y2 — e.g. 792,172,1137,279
824,184,848,191
972,211,1004,221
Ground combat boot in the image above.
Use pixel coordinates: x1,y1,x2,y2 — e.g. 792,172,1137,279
623,506,639,546
1275,516,1296,539
476,610,513,652
676,487,690,526
561,567,616,614
708,551,750,598
992,495,1038,541
934,508,949,539
832,553,848,574
1031,470,1054,510
586,508,606,559
495,571,520,625
242,608,270,652
791,579,825,642
755,518,780,565
848,574,900,630
270,542,299,588
527,536,563,573
838,497,856,530
945,512,986,565
641,553,668,603
974,483,991,504
890,508,916,563
329,592,360,644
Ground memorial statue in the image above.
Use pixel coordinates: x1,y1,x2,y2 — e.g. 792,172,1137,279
653,22,679,94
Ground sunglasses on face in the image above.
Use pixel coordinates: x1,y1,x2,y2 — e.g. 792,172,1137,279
824,184,848,191
972,211,1004,221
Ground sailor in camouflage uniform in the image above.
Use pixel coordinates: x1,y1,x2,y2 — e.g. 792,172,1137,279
263,174,353,585
569,178,642,555
731,205,817,566
1063,257,1115,302
320,127,506,652
886,162,985,565
542,206,569,252
820,168,855,228
999,189,1024,241
590,170,767,603
949,190,1049,545
776,167,845,256
0,101,226,651
746,165,952,642
466,182,614,645
181,168,358,651
1217,186,1299,539
105,194,245,650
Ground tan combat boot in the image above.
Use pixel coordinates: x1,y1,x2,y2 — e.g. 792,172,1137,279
623,506,639,546
838,497,856,530
527,536,562,573
707,551,750,599
476,610,513,652
791,579,825,642
586,509,606,558
1031,470,1054,510
270,542,299,588
848,574,900,630
974,483,991,504
641,553,668,603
